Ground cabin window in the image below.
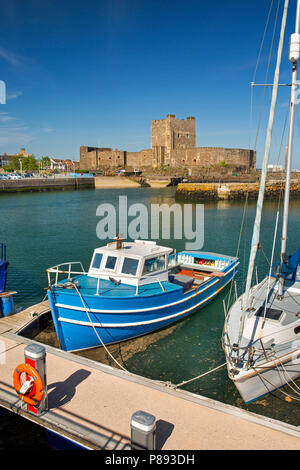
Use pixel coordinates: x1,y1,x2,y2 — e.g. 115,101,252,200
105,256,117,270
142,255,166,275
121,257,139,276
92,253,103,269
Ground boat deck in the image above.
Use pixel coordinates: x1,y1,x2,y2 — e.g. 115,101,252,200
56,275,182,297
0,302,299,450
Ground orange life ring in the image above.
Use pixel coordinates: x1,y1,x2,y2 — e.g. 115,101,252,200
13,363,44,406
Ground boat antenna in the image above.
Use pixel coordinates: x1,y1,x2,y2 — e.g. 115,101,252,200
278,0,300,297
240,0,289,341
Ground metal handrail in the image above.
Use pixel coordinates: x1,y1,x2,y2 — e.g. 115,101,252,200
47,261,167,296
47,261,86,286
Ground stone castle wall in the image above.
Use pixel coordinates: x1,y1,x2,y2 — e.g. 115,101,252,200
80,115,256,171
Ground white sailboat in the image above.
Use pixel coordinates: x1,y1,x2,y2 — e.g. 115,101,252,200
222,0,300,404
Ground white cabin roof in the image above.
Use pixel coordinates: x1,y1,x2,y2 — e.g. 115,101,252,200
93,240,173,258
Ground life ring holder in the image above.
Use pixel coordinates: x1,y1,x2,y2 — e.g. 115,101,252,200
13,363,44,406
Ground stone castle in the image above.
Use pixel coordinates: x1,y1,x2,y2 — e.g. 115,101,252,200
80,114,256,171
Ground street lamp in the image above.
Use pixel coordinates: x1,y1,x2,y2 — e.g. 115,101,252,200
19,159,22,173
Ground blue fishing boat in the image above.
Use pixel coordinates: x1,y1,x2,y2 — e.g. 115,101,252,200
0,243,16,317
0,243,8,294
47,238,239,352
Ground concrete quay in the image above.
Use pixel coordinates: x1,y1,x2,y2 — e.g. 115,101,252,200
0,304,299,450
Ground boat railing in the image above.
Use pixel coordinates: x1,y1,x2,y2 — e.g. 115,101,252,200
47,262,86,286
47,262,167,296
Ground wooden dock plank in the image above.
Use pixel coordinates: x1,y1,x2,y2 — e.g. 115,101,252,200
0,300,50,333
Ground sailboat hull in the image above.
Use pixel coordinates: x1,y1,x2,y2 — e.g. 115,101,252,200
233,354,300,403
223,270,300,404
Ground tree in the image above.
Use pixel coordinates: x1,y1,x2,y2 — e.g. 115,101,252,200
4,155,21,171
41,156,51,169
22,155,39,171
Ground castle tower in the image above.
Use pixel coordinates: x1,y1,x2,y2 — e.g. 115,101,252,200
151,114,196,151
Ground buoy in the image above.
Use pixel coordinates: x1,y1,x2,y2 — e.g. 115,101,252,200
13,363,44,406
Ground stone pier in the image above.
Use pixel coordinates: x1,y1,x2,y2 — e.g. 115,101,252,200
175,181,300,201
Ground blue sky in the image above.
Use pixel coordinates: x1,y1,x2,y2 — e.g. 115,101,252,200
0,0,299,167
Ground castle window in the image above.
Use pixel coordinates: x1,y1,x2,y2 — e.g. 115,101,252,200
182,159,185,163
187,134,190,138
177,133,180,138
193,159,197,163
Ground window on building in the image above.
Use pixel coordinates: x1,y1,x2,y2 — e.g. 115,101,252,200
187,134,190,138
105,256,117,270
92,253,103,269
121,257,139,276
142,255,166,275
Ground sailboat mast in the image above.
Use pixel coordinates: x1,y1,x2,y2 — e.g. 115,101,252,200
242,0,289,314
280,0,300,267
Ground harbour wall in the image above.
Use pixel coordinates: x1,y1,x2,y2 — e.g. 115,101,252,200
175,181,300,201
0,177,95,193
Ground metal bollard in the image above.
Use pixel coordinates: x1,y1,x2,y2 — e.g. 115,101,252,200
130,410,156,450
24,344,48,416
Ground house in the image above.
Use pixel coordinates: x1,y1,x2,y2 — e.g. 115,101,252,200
49,158,78,171
0,154,11,167
49,158,69,170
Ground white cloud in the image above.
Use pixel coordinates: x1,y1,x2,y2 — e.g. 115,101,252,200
0,47,23,67
42,126,54,133
0,112,16,123
0,126,33,147
6,90,23,100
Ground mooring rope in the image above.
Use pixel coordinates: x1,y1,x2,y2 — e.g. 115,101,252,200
251,363,300,402
71,282,128,372
173,362,227,389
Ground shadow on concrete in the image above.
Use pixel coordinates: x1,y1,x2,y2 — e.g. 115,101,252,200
156,419,175,450
47,369,91,409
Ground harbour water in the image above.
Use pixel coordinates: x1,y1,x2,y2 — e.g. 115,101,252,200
1,187,300,427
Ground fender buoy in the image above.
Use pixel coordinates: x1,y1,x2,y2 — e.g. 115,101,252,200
13,363,44,406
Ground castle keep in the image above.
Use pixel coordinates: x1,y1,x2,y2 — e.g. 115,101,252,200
80,115,256,171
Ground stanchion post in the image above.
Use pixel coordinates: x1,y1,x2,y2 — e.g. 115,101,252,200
130,410,156,450
24,344,48,416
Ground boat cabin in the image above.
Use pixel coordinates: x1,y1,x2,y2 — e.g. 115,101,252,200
88,239,172,287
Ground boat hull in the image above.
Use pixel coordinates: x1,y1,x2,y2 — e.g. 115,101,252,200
232,355,300,403
48,265,237,351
